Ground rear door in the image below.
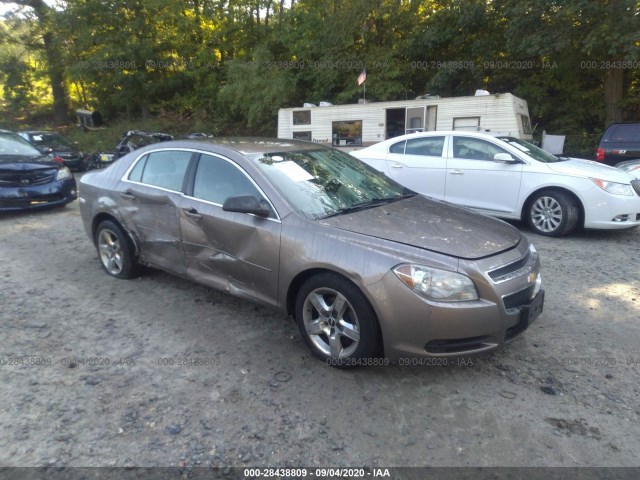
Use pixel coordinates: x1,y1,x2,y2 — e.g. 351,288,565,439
445,135,523,215
384,135,447,199
118,149,193,274
178,153,281,307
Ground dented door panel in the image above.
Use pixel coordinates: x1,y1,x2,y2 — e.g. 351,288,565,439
178,196,281,307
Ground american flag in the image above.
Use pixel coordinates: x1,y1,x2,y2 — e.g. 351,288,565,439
357,68,367,85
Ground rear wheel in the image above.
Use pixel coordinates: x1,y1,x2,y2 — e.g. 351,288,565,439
295,273,380,368
526,190,579,237
95,220,139,279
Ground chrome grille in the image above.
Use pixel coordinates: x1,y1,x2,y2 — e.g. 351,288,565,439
487,247,537,284
631,179,640,196
0,169,57,187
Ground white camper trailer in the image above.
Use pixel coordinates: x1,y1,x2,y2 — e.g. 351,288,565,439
277,92,533,148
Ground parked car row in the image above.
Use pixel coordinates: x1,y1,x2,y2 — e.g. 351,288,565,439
4,122,639,368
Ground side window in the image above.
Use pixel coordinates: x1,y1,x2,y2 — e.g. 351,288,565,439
128,155,146,182
389,140,406,154
405,137,445,156
139,150,192,191
452,137,509,161
193,154,262,205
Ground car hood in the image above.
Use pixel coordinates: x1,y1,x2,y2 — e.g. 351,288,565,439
319,195,521,260
0,157,58,170
546,158,633,182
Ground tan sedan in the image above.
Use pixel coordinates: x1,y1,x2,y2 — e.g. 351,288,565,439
79,138,544,367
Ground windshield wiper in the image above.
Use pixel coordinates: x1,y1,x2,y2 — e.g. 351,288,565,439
319,193,415,219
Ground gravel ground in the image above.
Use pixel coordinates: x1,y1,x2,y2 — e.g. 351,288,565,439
1,185,640,471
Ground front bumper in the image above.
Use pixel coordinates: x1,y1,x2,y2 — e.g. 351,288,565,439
366,242,543,361
582,187,640,229
0,177,77,212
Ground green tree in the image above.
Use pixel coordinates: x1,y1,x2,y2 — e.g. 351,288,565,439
1,0,70,122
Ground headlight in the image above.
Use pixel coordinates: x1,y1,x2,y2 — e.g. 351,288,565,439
591,178,634,196
56,167,72,181
393,264,478,302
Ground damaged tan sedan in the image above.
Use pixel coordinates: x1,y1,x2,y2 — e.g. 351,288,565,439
79,138,544,367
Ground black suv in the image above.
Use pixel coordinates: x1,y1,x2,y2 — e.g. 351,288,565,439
596,123,640,166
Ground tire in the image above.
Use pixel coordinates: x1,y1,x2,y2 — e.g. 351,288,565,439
526,190,579,237
95,220,139,279
295,273,380,368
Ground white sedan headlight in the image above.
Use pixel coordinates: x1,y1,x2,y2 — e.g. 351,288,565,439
56,167,72,181
591,178,634,196
393,264,478,302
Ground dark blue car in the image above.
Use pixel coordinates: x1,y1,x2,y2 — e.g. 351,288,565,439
0,130,77,212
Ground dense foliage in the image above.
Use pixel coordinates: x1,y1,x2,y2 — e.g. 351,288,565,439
0,0,639,155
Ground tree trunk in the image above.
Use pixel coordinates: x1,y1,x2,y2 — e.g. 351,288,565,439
41,30,69,123
8,0,70,123
604,68,623,127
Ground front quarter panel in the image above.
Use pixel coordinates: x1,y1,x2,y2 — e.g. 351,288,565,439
277,214,460,314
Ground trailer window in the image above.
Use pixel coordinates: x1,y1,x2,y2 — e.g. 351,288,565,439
453,117,480,131
293,131,312,141
518,114,532,134
332,121,362,147
293,110,311,125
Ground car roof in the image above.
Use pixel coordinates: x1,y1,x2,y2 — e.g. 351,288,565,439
389,130,508,140
158,137,327,156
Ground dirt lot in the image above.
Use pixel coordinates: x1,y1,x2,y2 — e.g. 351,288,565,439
1,183,640,472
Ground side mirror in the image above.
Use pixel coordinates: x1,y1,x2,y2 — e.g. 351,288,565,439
222,195,271,218
493,153,520,164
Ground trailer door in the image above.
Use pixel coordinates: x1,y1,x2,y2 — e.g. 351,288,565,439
405,107,426,134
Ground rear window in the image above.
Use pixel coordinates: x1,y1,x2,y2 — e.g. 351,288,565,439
605,124,640,142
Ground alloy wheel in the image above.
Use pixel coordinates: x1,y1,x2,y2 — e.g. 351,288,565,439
302,287,361,359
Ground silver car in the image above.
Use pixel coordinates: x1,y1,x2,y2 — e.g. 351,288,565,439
79,138,544,367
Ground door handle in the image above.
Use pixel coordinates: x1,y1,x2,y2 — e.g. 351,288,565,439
119,191,136,200
390,163,404,168
449,169,464,175
183,208,202,220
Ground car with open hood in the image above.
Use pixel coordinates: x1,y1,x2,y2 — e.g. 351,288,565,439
79,138,543,367
352,131,640,237
0,130,77,212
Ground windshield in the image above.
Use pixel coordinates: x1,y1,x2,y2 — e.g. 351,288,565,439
0,132,43,157
498,136,564,163
252,148,413,219
29,132,74,149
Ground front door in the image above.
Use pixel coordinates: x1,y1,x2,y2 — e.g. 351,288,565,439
179,153,281,307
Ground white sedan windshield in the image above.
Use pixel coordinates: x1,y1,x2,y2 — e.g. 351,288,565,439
498,136,563,163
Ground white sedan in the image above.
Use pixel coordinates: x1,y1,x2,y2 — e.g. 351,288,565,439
351,131,640,236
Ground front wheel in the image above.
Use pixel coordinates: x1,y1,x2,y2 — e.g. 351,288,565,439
526,190,579,237
95,220,139,279
295,273,380,367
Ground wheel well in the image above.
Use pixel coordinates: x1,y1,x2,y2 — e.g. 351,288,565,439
285,268,385,357
91,213,139,255
521,187,585,228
